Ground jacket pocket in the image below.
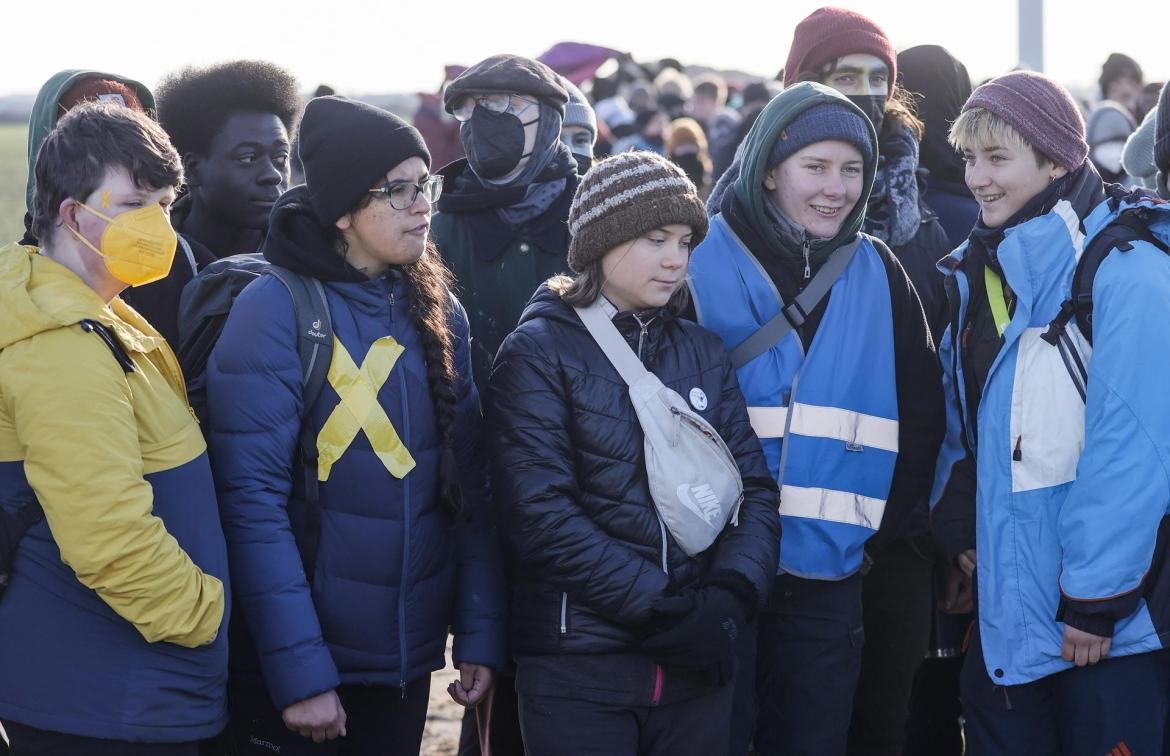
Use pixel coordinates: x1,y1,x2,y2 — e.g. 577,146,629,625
1009,328,1087,493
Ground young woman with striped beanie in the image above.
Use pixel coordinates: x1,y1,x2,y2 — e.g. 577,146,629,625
486,151,781,755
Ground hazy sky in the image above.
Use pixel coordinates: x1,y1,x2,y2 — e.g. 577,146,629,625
1,0,1165,99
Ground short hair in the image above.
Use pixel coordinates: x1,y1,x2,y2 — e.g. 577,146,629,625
32,101,183,244
155,60,301,158
1099,53,1143,98
693,74,728,105
948,106,1052,167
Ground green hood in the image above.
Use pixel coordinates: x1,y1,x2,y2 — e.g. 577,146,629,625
730,81,877,257
24,70,157,215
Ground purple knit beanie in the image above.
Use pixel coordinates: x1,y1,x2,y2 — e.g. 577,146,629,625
963,71,1088,171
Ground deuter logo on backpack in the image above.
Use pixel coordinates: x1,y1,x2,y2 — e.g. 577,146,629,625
676,482,724,525
308,319,327,339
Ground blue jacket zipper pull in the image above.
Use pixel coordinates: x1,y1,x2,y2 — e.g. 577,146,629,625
1013,436,1023,462
400,678,407,700
803,240,811,279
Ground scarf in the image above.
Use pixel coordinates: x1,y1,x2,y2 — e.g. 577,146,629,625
865,121,924,249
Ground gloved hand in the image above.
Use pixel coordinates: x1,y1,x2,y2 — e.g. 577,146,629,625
640,585,745,674
0,501,44,590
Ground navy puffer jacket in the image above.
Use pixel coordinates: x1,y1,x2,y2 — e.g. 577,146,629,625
206,188,506,710
488,285,781,656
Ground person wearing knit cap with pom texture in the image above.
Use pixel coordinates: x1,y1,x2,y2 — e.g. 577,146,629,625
205,95,506,755
931,69,1170,754
692,81,944,756
487,151,780,756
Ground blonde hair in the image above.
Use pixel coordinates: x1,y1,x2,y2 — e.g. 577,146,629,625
948,107,1052,167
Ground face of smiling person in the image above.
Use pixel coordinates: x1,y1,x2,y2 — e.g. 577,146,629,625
335,156,432,276
765,140,865,239
962,139,1067,228
600,223,694,312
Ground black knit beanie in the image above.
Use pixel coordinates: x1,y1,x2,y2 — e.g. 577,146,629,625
298,95,431,225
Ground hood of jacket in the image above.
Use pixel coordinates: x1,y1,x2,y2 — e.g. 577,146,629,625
0,242,166,357
260,185,368,283
707,82,877,259
25,70,157,216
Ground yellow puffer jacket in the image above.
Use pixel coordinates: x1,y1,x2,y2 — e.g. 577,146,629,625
0,243,229,741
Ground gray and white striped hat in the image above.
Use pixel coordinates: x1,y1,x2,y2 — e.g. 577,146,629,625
567,151,708,272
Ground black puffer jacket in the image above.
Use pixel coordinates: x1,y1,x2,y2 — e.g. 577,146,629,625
487,285,781,657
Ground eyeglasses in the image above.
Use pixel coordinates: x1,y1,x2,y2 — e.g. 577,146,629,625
367,175,444,210
451,93,537,122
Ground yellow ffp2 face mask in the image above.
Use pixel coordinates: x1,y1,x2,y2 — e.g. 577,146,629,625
69,201,178,287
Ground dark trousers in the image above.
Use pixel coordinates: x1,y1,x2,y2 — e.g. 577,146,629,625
961,624,1170,755
1,721,213,756
904,655,965,756
226,678,430,756
847,536,935,756
750,572,865,756
517,683,734,756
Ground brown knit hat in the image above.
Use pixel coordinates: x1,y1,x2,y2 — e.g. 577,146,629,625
567,151,708,272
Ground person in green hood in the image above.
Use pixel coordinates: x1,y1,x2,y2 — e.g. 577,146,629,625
690,82,944,756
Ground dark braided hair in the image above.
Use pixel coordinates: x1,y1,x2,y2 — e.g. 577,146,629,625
402,241,464,518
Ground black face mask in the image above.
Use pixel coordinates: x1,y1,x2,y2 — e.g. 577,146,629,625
847,95,887,139
462,107,538,180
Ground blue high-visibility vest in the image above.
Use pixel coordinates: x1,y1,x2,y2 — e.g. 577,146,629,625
690,214,899,579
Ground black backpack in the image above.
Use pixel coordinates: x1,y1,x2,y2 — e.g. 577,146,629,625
1042,203,1170,401
177,253,334,580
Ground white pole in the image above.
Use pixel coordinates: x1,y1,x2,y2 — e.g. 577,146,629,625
1019,0,1044,72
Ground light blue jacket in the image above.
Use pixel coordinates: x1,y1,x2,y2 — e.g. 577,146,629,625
931,194,1170,684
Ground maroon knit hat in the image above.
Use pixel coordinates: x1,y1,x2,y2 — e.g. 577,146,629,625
783,7,896,91
963,71,1088,172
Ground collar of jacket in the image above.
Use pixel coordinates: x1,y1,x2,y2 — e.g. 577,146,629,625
436,160,581,263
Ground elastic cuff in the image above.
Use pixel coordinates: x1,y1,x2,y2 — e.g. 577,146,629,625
1057,601,1119,638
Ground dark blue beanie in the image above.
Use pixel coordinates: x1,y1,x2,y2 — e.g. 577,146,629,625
766,102,875,171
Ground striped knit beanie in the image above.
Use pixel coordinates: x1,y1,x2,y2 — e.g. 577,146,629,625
963,71,1088,171
567,151,707,272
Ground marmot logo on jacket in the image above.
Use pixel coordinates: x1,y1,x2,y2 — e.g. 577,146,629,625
317,335,416,481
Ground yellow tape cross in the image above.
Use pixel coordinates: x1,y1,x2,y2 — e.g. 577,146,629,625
316,336,416,482
100,190,112,209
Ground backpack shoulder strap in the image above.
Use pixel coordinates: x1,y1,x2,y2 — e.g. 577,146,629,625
80,319,135,373
1044,207,1169,347
263,267,333,584
574,299,649,387
265,266,333,412
177,235,199,277
728,236,862,370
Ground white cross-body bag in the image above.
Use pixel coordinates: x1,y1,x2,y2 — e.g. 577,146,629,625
575,299,744,556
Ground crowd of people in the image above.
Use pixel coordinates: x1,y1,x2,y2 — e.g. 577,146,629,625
0,5,1169,756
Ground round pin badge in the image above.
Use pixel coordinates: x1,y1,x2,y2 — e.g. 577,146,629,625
689,387,708,411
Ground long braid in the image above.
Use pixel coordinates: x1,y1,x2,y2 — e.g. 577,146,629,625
402,241,463,517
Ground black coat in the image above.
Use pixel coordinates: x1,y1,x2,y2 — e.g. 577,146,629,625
487,286,780,657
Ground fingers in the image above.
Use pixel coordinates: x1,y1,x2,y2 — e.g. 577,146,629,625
1101,638,1112,660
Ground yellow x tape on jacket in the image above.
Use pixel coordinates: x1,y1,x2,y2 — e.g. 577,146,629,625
317,335,417,482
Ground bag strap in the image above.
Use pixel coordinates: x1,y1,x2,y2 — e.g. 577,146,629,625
265,266,333,582
177,235,199,277
80,319,135,373
574,299,650,387
728,237,862,370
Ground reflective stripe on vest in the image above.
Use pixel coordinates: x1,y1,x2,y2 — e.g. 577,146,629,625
748,403,898,452
780,484,885,529
317,335,417,482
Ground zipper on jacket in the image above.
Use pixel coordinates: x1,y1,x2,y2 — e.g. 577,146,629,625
1012,436,1022,462
802,239,811,279
657,516,669,574
633,313,656,359
397,330,412,692
559,592,568,635
651,664,664,706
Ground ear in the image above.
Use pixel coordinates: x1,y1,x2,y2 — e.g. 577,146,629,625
763,168,777,192
184,152,202,188
57,197,80,234
1051,165,1069,181
335,214,352,233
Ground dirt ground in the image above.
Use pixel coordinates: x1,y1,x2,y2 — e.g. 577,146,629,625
421,647,468,755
